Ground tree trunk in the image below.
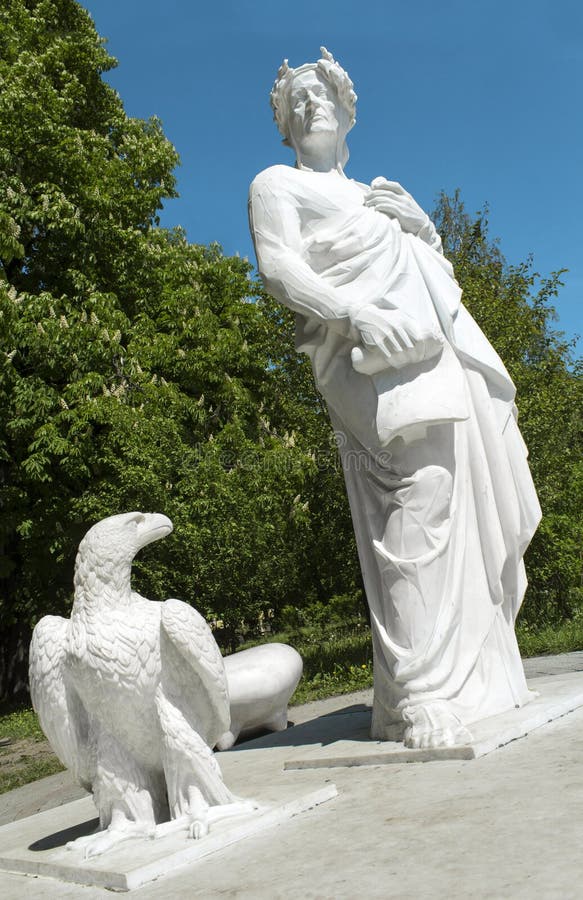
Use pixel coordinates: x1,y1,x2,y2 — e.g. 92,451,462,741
0,623,31,704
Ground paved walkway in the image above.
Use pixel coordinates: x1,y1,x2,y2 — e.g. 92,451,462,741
1,652,583,898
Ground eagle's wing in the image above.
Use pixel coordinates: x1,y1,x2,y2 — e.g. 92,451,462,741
160,598,230,746
29,616,93,790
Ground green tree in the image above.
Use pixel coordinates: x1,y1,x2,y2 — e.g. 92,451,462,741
434,191,583,626
1,0,580,702
0,0,316,696
257,293,362,608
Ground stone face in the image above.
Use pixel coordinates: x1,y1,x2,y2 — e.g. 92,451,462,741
219,643,303,750
29,512,256,858
249,48,542,749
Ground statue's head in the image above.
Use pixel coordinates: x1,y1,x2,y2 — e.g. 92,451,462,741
270,47,357,170
77,512,173,575
72,511,174,605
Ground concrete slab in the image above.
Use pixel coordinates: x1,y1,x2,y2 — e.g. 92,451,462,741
2,652,583,898
0,786,337,892
522,649,583,678
228,672,583,769
3,651,582,830
0,771,87,829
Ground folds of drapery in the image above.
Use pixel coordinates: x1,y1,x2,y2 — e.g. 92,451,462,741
297,202,541,726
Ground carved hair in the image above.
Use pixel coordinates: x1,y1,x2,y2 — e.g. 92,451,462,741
270,47,357,146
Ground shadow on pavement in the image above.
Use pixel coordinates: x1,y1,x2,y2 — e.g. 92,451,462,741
226,703,375,752
29,817,99,852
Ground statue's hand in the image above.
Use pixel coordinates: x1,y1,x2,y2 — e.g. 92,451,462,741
350,304,443,374
364,178,431,237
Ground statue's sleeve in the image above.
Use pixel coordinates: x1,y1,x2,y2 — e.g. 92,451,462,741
248,169,354,337
417,217,443,254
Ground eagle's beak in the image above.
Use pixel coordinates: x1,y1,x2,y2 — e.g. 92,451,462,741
135,513,173,550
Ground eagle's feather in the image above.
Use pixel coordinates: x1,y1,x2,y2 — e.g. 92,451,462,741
29,615,93,789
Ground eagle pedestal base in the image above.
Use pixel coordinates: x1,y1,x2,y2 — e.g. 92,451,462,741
0,786,337,892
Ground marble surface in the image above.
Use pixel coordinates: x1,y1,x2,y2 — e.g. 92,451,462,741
250,48,542,749
220,643,303,749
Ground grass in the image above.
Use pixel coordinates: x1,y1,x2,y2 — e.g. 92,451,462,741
516,617,583,658
0,755,65,795
239,617,374,705
0,706,65,795
287,623,374,703
0,706,45,742
0,614,581,795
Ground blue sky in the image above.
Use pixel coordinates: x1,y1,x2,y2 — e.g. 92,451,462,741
85,0,581,351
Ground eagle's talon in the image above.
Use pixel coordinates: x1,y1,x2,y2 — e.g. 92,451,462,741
189,818,208,840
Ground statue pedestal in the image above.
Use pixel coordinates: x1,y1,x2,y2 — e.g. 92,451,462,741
0,786,336,892
275,672,583,769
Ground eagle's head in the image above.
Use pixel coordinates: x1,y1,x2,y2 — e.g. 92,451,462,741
73,512,173,607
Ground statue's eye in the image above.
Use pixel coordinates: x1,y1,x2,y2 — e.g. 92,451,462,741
128,513,145,526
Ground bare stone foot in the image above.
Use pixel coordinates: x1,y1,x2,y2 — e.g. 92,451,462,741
402,702,472,749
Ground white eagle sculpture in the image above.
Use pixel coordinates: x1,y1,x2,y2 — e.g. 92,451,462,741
29,512,256,858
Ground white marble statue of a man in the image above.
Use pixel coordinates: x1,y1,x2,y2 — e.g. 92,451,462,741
248,48,542,749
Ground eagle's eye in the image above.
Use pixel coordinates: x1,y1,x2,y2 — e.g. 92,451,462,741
127,513,145,527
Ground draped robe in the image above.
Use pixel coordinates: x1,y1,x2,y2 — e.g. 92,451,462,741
249,164,541,737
